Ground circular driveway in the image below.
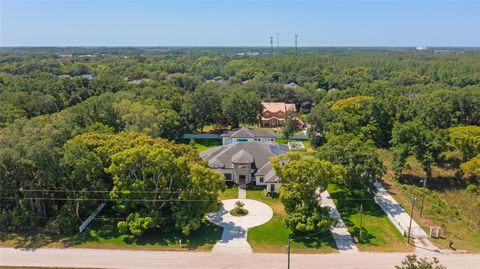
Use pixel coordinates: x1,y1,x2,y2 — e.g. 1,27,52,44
207,199,273,229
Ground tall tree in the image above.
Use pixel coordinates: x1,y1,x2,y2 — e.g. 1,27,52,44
449,126,480,161
317,133,385,190
282,110,299,141
272,153,345,233
391,121,448,188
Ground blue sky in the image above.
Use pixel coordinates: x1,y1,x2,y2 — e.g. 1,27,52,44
1,0,479,47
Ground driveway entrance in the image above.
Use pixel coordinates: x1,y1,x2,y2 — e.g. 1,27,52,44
238,175,246,189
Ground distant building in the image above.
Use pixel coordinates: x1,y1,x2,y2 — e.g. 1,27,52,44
416,46,427,51
205,79,227,85
283,82,299,88
58,74,94,80
128,78,151,85
258,102,303,128
220,127,276,145
81,74,94,80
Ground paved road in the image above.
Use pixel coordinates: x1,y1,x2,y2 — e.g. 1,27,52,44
206,199,273,254
318,189,358,252
1,247,479,269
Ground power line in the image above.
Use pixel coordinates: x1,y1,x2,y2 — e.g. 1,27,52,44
0,197,220,202
0,189,220,194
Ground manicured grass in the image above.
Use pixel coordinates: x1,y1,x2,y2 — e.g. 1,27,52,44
0,219,222,251
327,183,413,252
218,186,238,200
246,190,338,254
379,149,480,252
188,139,221,152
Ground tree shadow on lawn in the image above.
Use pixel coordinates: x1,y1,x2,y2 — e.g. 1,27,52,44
291,230,337,250
123,221,223,250
66,218,223,250
349,227,380,246
1,232,64,250
328,184,385,217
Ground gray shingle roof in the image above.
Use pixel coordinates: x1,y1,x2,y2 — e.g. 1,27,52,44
232,149,254,163
220,127,276,138
200,142,287,174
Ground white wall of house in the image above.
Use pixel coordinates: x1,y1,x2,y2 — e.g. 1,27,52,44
216,168,234,182
213,167,280,193
222,137,275,145
266,182,281,193
255,175,267,185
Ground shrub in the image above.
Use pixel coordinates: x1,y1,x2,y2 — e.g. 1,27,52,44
465,184,478,194
395,254,446,269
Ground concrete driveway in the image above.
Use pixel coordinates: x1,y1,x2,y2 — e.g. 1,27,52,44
206,199,273,253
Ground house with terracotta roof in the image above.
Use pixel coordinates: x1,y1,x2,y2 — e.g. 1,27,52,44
220,127,276,145
258,102,303,128
200,140,287,193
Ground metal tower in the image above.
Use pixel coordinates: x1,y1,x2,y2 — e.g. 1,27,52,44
270,36,273,56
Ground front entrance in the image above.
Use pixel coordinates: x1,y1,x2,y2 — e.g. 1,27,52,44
239,175,246,189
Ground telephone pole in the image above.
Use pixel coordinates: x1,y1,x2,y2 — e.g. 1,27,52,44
287,238,291,269
407,196,417,244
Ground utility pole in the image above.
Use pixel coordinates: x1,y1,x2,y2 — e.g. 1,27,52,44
287,238,291,269
407,195,417,244
294,34,298,56
359,204,363,242
270,36,273,57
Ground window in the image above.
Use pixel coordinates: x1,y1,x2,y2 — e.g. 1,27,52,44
237,138,248,142
259,177,264,183
255,138,261,141
224,173,232,181
270,184,275,192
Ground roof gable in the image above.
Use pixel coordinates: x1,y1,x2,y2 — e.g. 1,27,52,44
232,149,254,163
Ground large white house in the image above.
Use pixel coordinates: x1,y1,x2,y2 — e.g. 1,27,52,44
220,127,276,145
200,136,287,193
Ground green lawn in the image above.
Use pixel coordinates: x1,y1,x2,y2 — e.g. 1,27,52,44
0,219,222,251
246,190,338,254
327,184,413,252
218,186,238,200
188,139,221,152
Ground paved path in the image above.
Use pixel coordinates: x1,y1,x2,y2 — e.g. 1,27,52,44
238,186,246,199
2,247,479,269
206,199,273,254
374,181,428,239
318,189,358,252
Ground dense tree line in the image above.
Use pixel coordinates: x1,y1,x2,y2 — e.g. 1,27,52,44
1,47,479,236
